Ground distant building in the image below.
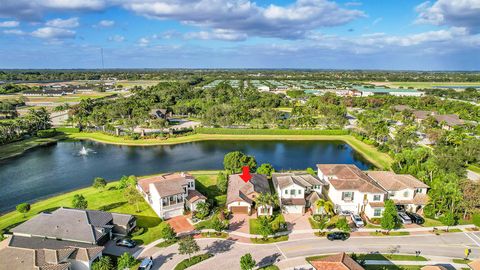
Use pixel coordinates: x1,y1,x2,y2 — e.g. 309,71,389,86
352,87,424,97
257,86,270,92
433,114,465,130
23,89,76,97
149,108,170,119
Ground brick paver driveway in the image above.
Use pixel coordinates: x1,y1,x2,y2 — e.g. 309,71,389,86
167,216,194,233
284,213,312,231
229,214,251,234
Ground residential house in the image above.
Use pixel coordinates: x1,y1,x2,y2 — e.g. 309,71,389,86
149,108,170,120
433,114,465,130
1,207,135,270
137,172,206,219
310,252,365,270
392,105,412,112
272,172,327,214
317,164,387,219
366,171,429,213
226,173,272,216
468,259,480,270
412,110,434,123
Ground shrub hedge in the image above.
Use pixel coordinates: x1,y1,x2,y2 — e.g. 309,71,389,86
174,253,213,270
196,128,348,136
36,129,58,138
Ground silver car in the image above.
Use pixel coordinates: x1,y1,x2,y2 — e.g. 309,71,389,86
398,212,412,224
350,213,364,227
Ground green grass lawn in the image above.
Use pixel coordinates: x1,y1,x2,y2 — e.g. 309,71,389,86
250,235,289,244
194,173,225,206
258,265,280,270
422,218,443,227
173,253,213,270
0,135,63,161
200,232,228,238
155,239,178,248
249,214,286,235
357,254,428,261
468,164,480,174
452,259,472,264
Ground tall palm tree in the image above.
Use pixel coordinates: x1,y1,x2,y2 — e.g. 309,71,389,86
315,199,326,216
315,199,335,217
255,193,272,215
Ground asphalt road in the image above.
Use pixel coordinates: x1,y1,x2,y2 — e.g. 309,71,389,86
148,232,480,270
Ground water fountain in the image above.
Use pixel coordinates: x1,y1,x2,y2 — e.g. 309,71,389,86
79,146,88,156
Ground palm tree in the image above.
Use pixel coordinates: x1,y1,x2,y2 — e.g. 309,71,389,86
255,193,272,216
315,199,335,217
315,199,326,216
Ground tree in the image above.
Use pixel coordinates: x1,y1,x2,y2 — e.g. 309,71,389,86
441,212,457,232
124,186,143,212
92,177,107,189
217,171,228,193
178,236,200,261
336,217,350,232
211,216,225,234
194,201,210,219
118,175,137,189
256,163,275,177
16,203,30,218
92,256,113,270
117,252,137,270
381,200,398,232
160,224,176,241
223,151,257,173
255,193,272,216
258,216,273,240
240,253,256,270
72,194,88,209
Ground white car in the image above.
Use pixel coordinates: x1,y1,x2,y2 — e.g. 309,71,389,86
350,213,364,227
398,212,412,224
138,258,154,270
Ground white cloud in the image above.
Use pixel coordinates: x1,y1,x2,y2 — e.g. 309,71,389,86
3,29,25,35
372,17,382,26
185,29,247,41
45,17,79,28
138,37,150,46
31,27,76,39
0,20,19,27
415,0,480,32
108,34,125,42
122,0,365,39
98,20,115,27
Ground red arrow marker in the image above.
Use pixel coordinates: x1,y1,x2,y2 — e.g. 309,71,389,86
239,166,252,183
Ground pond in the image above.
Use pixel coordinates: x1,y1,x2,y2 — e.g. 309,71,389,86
0,140,373,212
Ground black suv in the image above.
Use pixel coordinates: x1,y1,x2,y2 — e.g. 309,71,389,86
116,238,137,248
327,232,349,241
405,212,425,225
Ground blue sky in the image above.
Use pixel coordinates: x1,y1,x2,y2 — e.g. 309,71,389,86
0,0,479,70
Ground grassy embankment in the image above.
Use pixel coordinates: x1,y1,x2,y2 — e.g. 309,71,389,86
62,128,393,169
0,135,65,161
0,171,218,245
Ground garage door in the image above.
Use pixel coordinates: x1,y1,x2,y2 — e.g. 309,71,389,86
230,206,249,214
164,208,184,219
284,205,304,214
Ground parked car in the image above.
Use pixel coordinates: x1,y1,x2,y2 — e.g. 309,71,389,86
116,238,137,248
339,210,353,216
350,213,364,227
397,212,412,224
406,212,425,225
327,232,349,241
138,258,154,270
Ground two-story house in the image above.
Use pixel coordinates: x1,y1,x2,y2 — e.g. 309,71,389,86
272,172,327,214
137,172,206,219
226,174,272,216
317,164,387,219
1,207,135,270
366,171,429,213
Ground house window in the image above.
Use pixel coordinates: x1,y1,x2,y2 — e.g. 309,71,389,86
373,195,381,201
403,191,409,197
342,192,354,202
298,190,302,195
285,190,288,195
374,208,382,217
389,192,396,197
415,188,423,193
290,189,296,195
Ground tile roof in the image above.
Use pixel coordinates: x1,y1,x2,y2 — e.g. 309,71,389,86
394,193,429,205
413,110,433,120
317,164,386,194
138,173,192,197
392,105,412,111
10,208,133,244
468,259,480,270
272,172,326,190
433,114,464,126
421,266,448,270
186,189,207,203
281,198,306,206
306,191,324,208
366,171,429,191
310,253,365,270
368,201,385,207
227,174,270,205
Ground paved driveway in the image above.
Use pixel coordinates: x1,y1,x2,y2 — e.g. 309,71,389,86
284,214,312,231
103,238,141,256
229,214,251,234
167,216,194,234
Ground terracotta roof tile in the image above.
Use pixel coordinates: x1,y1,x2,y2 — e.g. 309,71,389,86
317,164,386,194
366,171,429,191
310,253,364,270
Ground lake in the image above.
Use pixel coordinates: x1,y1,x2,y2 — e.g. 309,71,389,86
0,140,373,212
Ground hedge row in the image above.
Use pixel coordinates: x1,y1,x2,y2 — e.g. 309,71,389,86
174,253,213,270
196,128,348,136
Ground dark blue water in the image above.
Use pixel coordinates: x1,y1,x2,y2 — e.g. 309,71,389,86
0,140,372,212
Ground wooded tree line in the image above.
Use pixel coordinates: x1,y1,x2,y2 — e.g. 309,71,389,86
0,108,51,145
